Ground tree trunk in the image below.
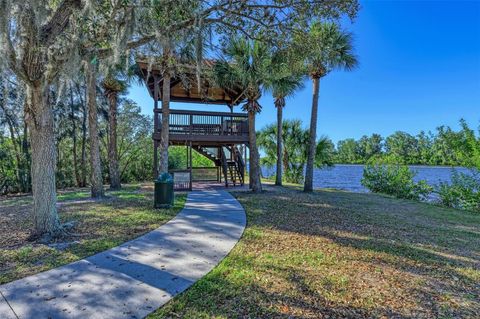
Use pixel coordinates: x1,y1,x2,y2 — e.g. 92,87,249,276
69,85,81,187
248,110,262,192
25,83,62,237
304,76,320,192
159,72,170,174
107,92,121,189
275,105,283,186
79,86,87,187
85,61,104,197
21,118,31,192
74,82,87,187
283,147,289,181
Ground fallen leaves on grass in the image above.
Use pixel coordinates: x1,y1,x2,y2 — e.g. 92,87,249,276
0,184,185,284
151,186,480,319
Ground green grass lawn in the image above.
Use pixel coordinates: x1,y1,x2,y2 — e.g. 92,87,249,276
0,184,185,284
151,185,480,319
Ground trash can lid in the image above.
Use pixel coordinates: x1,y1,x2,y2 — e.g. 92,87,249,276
157,172,173,182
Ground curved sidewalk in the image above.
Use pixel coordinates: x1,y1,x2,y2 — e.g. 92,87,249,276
0,189,246,319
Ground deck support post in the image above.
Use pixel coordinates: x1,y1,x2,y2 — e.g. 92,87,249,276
153,141,158,178
243,144,247,184
189,141,193,191
153,75,160,178
246,143,251,189
185,143,189,170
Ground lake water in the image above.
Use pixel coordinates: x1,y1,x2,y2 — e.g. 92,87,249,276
262,164,471,193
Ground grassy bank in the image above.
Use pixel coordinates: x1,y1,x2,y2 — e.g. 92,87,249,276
0,184,185,284
151,185,479,318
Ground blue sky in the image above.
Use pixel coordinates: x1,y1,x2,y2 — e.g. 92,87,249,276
127,0,480,144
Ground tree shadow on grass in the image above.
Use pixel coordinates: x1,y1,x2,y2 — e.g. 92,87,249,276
152,253,435,319
223,187,480,318
237,188,479,268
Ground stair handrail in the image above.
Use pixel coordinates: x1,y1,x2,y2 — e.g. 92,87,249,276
233,146,245,184
220,147,229,187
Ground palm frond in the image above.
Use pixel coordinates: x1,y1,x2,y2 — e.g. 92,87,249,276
301,21,358,76
213,37,273,113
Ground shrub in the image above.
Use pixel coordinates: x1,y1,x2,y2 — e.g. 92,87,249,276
284,166,304,184
361,162,433,200
436,170,480,213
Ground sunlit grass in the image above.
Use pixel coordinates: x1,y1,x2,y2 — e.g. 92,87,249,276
151,185,480,319
57,191,90,201
0,185,185,284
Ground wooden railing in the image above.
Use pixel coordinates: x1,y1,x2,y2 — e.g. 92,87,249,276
233,146,245,184
169,169,191,191
170,167,222,190
220,147,229,187
192,167,220,182
155,109,248,139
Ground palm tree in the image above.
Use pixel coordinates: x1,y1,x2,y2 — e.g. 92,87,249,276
102,75,127,190
85,60,105,199
101,52,145,190
213,38,272,192
300,22,358,192
146,34,205,177
258,119,334,184
265,56,304,185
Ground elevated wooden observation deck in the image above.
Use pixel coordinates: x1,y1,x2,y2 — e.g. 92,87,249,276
153,109,249,145
138,59,249,190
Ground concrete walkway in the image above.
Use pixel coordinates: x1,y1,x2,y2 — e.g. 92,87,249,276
0,189,246,319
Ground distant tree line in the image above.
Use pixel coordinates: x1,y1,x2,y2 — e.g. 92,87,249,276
333,121,474,166
258,119,477,176
360,122,480,213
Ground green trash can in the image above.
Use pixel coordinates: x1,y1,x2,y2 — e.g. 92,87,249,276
154,173,174,208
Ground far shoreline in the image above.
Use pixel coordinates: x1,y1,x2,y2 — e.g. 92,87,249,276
331,163,469,169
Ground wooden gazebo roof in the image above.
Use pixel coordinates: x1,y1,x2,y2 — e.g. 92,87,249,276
137,59,244,106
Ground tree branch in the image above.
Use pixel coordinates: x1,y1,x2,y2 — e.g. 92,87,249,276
39,0,83,46
0,0,23,79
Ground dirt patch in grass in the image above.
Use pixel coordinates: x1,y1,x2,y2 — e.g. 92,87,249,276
151,186,479,319
0,184,186,284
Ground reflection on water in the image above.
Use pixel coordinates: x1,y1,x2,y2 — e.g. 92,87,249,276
262,164,472,192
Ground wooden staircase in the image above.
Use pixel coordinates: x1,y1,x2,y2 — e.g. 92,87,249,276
193,145,245,187
232,146,245,185
220,146,245,187
192,146,221,165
